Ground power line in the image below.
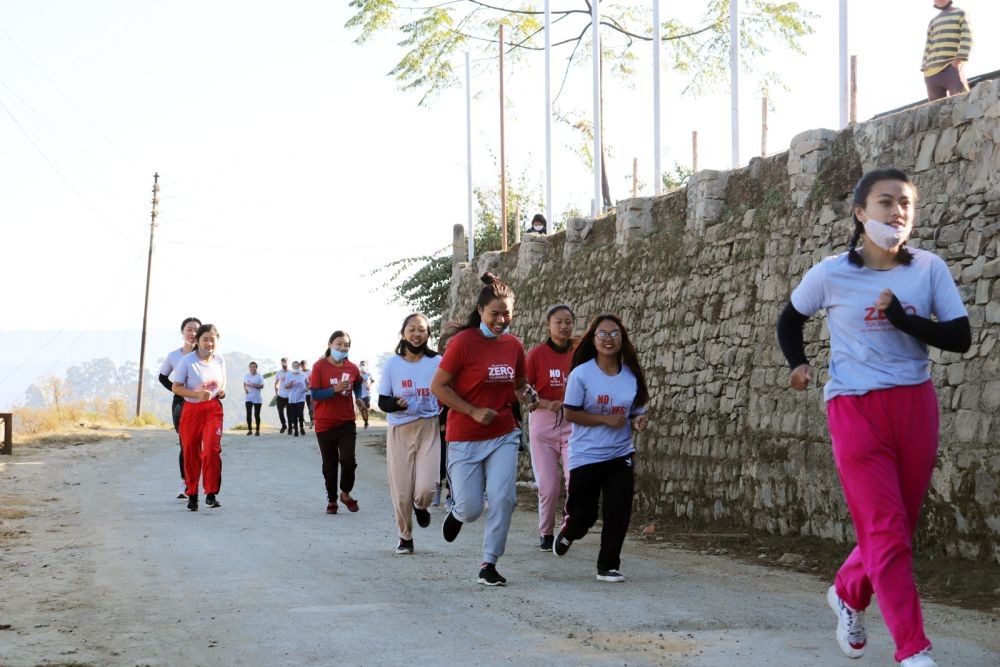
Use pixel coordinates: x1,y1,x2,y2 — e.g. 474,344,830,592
0,97,140,247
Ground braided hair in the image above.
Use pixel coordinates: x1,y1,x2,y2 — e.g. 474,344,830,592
847,168,915,268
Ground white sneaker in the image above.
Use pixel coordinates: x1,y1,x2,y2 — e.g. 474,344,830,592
827,585,866,658
900,649,937,667
176,481,187,499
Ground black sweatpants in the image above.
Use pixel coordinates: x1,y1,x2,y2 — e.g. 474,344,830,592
562,454,635,571
305,395,314,422
245,401,261,431
276,395,288,428
288,402,305,433
171,395,185,479
316,422,357,501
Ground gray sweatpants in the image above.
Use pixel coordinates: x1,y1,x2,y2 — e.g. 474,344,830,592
447,429,520,564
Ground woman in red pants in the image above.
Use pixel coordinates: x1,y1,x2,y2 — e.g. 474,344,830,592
172,323,227,512
777,168,971,667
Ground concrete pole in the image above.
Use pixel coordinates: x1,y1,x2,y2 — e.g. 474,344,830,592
544,0,553,225
500,24,508,251
592,0,602,215
839,0,848,129
730,0,740,168
465,52,474,260
653,0,662,194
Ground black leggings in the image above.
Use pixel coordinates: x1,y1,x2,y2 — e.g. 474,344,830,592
276,395,288,427
245,402,261,431
288,402,305,432
563,454,635,571
172,395,185,479
315,422,357,501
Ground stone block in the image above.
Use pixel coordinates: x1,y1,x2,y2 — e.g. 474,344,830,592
616,197,656,244
934,127,959,163
915,132,938,172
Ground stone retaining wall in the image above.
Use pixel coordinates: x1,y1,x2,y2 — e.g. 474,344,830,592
445,81,1000,562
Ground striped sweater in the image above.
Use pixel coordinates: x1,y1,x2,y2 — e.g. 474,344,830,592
922,6,973,76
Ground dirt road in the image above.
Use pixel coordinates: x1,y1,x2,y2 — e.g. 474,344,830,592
1,427,997,666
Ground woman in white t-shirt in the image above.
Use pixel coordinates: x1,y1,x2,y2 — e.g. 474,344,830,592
777,169,971,667
552,313,649,584
243,361,264,436
284,361,308,437
377,313,442,554
172,324,228,512
159,316,201,499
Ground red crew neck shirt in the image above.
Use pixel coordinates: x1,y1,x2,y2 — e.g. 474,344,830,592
525,341,574,401
438,328,526,442
310,357,361,432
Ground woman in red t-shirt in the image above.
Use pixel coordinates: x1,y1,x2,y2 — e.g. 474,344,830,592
309,330,370,515
525,304,577,552
431,272,538,587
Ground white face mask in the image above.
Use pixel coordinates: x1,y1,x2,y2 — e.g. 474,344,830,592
863,217,912,251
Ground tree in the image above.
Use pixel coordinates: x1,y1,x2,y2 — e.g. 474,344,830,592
374,173,546,331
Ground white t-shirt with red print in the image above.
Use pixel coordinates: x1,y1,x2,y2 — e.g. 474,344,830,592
791,248,967,401
563,358,645,470
173,352,227,403
378,354,441,426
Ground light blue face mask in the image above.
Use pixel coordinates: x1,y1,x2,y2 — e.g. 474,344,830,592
330,348,349,361
479,321,510,338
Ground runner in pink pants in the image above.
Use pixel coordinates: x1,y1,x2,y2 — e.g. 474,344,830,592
777,169,971,667
525,305,576,552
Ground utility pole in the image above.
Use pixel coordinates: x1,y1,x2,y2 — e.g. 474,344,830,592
136,173,159,417
499,23,508,252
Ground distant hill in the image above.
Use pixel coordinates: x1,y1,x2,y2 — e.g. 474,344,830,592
0,329,285,411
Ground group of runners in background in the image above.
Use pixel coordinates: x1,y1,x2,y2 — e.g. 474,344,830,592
156,167,966,667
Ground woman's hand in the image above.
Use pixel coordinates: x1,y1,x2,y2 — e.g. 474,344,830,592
334,380,351,393
604,413,627,429
545,399,563,413
632,414,649,432
395,396,409,409
469,407,497,425
789,364,814,391
195,389,212,401
216,390,226,400
874,288,895,312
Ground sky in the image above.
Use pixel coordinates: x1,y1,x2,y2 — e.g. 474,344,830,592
1,1,997,408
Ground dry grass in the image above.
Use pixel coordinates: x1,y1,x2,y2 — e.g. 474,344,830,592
9,399,163,447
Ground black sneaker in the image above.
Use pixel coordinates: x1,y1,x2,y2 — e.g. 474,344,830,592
477,563,507,586
245,429,253,436
414,505,431,528
597,569,625,583
553,531,572,556
539,534,554,552
280,425,286,434
442,511,463,542
187,494,198,512
205,494,221,509
255,430,260,436
395,538,414,555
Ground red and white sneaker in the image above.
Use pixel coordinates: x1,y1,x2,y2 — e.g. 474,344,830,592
827,585,866,658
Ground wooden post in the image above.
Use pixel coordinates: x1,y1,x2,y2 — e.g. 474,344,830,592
136,173,159,417
692,131,699,173
0,413,12,456
499,24,508,252
632,157,638,197
849,55,858,125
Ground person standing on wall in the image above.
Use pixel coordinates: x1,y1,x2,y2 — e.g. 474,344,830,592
172,324,228,512
244,361,264,436
300,359,314,428
430,272,539,586
776,169,971,667
274,357,290,434
159,316,201,500
284,361,308,437
552,314,649,584
358,360,373,429
525,304,577,552
378,313,442,554
309,331,369,514
922,0,973,101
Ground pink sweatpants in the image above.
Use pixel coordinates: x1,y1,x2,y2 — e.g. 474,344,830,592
529,408,571,537
827,380,938,662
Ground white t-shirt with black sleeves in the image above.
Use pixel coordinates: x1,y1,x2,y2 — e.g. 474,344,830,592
160,347,184,379
377,354,442,426
791,248,967,401
173,352,227,404
244,373,264,404
563,358,646,470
